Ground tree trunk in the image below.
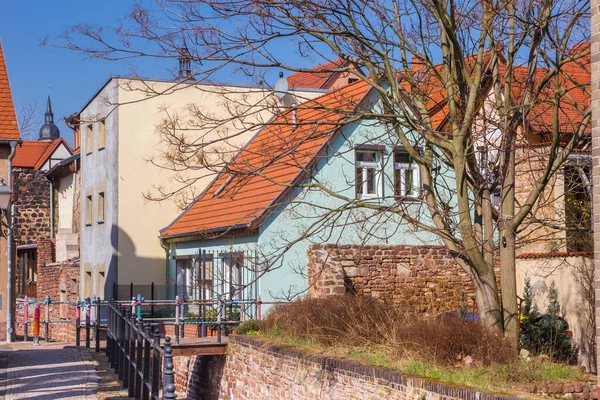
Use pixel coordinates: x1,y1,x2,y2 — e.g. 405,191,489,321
472,268,503,331
500,138,519,346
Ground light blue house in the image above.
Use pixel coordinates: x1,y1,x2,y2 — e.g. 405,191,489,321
159,80,450,306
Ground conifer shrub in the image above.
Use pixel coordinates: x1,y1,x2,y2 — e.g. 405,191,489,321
520,278,577,363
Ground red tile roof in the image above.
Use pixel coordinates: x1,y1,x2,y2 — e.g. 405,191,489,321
161,80,374,237
287,59,348,89
430,45,590,136
0,42,20,141
517,251,592,259
511,48,590,136
14,138,69,169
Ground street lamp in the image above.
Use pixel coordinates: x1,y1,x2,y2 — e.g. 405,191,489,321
0,178,12,211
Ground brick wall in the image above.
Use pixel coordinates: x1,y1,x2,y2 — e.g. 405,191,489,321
308,244,479,314
174,354,225,399
15,239,80,341
12,167,51,246
213,335,514,400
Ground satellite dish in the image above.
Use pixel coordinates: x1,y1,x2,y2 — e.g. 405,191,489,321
280,93,297,108
274,72,289,99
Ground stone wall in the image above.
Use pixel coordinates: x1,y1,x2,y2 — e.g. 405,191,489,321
15,239,80,341
12,167,51,246
308,244,479,314
174,354,225,400
212,335,514,400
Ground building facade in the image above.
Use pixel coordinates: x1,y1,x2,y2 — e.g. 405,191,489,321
0,41,22,340
78,75,325,300
12,98,72,300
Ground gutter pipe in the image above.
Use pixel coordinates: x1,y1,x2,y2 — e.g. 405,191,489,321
6,140,17,342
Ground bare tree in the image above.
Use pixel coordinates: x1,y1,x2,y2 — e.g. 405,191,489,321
61,0,590,344
17,98,41,140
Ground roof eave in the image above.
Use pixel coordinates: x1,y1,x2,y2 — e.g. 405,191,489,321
161,224,256,243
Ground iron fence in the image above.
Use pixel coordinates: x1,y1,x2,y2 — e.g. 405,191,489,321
106,300,175,400
16,293,273,399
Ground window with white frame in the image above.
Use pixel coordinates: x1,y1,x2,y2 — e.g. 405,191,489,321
394,151,420,197
355,150,382,199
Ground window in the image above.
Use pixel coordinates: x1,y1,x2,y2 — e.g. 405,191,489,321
223,254,244,300
85,124,93,155
85,195,92,226
197,253,214,300
355,150,382,199
97,192,105,223
564,164,592,252
394,151,420,198
99,119,106,150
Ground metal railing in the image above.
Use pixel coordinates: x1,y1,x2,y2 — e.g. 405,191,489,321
16,295,278,399
106,299,175,400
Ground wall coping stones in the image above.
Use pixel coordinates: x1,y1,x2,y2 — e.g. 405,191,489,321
230,335,522,400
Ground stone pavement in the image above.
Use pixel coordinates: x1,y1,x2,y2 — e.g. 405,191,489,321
0,342,128,400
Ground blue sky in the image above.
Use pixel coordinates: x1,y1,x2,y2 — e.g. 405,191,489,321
0,2,325,147
1,1,143,145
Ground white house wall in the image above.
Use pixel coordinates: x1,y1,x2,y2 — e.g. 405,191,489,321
80,79,119,299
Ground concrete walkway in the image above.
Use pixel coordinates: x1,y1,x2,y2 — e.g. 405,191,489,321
0,342,99,400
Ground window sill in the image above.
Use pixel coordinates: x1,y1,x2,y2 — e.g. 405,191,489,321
395,196,420,202
357,195,380,201
97,220,105,225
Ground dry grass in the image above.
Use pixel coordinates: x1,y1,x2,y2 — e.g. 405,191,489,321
263,295,512,366
260,296,586,393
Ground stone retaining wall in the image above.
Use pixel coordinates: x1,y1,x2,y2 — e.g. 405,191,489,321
308,244,482,314
216,336,516,400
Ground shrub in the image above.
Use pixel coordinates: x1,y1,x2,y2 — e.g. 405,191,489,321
263,295,513,365
236,319,263,335
520,279,577,363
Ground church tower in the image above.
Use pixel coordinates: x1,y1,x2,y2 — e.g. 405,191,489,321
38,95,60,141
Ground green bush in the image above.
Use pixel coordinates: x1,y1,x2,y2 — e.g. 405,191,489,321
236,319,263,335
520,279,577,363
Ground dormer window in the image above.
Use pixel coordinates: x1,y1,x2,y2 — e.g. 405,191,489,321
394,151,420,198
355,149,382,199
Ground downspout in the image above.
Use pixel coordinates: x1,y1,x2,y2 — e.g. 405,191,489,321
49,180,53,238
159,237,171,298
6,140,16,342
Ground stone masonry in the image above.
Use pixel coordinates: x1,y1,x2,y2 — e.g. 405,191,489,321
12,167,51,246
215,336,516,400
308,244,479,314
593,0,600,387
15,239,80,341
174,354,225,399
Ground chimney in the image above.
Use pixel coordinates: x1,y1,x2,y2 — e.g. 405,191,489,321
176,46,195,81
411,55,426,74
